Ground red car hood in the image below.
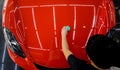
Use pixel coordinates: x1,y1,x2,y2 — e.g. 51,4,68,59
7,0,112,68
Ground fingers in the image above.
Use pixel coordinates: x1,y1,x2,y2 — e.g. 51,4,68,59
61,26,70,37
61,26,67,36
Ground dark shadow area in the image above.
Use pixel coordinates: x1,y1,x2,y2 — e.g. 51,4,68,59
113,0,120,24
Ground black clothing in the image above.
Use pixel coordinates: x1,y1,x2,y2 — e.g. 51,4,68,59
68,54,97,70
113,0,120,24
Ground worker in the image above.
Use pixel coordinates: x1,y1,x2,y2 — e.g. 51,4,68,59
61,26,120,70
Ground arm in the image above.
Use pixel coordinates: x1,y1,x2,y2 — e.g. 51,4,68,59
61,26,73,60
61,26,97,70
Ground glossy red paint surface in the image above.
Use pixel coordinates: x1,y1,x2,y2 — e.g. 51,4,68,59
2,0,116,69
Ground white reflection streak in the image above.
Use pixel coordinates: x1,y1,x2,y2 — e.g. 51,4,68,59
53,6,58,48
32,8,43,49
72,6,77,41
84,6,96,48
1,44,6,70
14,64,17,70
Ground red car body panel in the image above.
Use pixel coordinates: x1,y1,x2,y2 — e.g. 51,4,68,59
2,0,116,69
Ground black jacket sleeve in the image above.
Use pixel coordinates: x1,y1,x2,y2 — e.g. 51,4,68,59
68,54,97,70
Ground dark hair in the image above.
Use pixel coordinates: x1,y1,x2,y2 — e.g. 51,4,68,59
86,34,120,69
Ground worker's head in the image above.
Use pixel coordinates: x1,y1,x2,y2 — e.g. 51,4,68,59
86,34,120,69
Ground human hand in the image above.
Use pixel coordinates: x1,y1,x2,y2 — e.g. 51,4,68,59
61,26,70,38
61,26,68,38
